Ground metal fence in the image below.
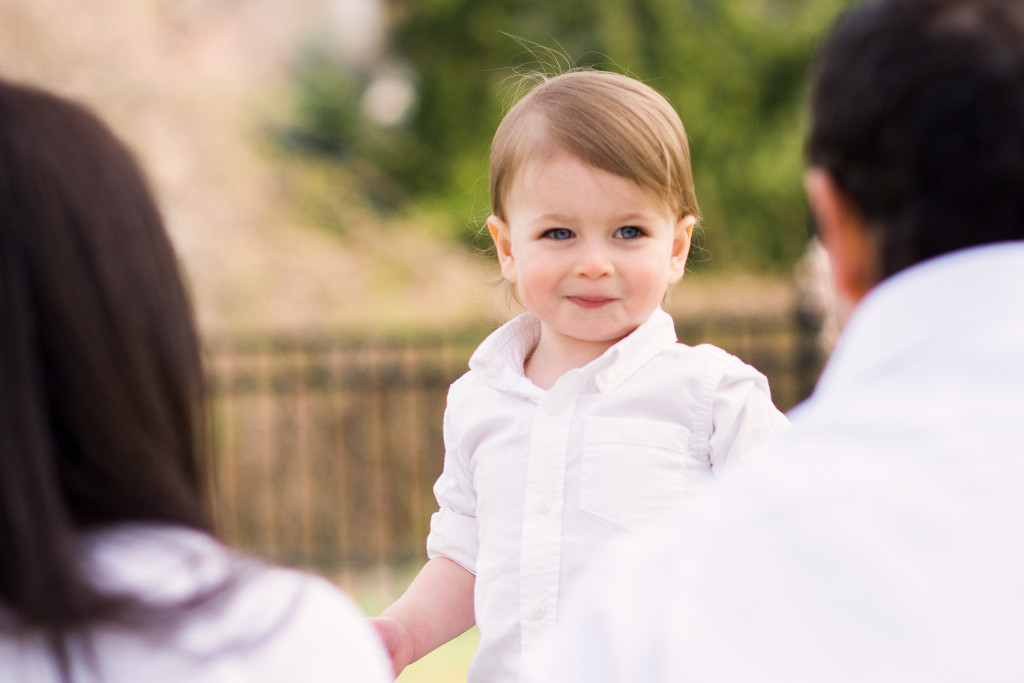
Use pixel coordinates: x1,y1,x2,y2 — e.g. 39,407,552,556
205,309,824,573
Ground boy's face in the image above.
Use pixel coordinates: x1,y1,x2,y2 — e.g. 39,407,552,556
488,149,694,358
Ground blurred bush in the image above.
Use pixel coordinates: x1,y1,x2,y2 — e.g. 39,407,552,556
283,0,854,271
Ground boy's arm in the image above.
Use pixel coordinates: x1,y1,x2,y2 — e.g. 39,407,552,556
369,556,476,677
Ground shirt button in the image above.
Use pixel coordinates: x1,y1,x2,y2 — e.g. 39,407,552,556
529,603,546,620
544,401,562,416
535,499,552,515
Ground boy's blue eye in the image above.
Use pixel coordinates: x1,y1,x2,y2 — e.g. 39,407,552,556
544,228,574,240
615,226,644,239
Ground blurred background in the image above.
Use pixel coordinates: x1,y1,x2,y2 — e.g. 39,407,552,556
3,0,852,678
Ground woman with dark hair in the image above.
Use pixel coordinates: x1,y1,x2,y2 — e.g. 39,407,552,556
0,79,390,682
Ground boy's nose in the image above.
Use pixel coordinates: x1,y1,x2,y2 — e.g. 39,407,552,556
573,242,614,278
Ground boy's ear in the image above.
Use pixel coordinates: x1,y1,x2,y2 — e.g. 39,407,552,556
804,167,877,308
487,215,517,283
668,214,696,283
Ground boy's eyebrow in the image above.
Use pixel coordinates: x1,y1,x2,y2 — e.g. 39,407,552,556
529,212,575,225
611,211,661,223
529,209,663,224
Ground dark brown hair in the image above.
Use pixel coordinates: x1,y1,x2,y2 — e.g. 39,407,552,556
0,79,212,676
808,0,1024,277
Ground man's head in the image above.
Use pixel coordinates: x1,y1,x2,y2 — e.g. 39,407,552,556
806,0,1024,304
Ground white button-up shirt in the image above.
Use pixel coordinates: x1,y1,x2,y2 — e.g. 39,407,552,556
0,525,392,683
526,243,1024,683
427,307,789,682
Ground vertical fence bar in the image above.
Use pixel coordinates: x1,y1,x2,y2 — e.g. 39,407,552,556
404,343,427,560
329,346,352,571
257,343,278,558
295,347,314,566
209,344,239,542
367,343,390,566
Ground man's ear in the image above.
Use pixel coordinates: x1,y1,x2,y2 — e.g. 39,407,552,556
668,214,696,283
487,215,517,283
804,168,878,307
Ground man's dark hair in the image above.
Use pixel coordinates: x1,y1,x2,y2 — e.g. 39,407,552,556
808,0,1024,278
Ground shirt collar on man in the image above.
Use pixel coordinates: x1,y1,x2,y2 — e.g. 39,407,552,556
811,241,1024,404
469,307,680,396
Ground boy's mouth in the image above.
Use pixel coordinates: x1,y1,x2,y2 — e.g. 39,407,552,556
567,295,616,309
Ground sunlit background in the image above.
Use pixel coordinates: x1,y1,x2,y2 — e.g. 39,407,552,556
2,1,852,679
3,0,853,336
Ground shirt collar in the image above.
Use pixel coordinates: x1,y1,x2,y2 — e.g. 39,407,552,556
812,241,1024,400
469,307,679,395
469,313,542,394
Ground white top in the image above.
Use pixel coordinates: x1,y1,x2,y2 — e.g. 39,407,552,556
427,307,789,682
524,242,1024,683
0,525,392,683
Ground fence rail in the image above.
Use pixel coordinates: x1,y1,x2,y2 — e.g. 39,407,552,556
206,309,824,573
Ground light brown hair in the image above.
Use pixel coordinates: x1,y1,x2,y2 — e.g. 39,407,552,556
489,69,699,222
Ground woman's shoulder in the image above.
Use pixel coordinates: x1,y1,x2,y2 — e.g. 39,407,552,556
225,564,392,680
79,524,392,682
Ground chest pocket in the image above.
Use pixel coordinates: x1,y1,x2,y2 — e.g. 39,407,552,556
578,417,708,532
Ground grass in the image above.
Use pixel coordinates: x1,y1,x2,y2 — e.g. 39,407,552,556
396,628,479,683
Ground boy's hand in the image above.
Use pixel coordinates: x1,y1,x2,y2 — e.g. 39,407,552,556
368,558,476,678
369,616,415,679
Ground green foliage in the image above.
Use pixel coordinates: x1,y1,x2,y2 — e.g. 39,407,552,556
287,0,855,270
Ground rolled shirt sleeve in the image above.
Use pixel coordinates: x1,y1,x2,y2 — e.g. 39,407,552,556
426,391,479,574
